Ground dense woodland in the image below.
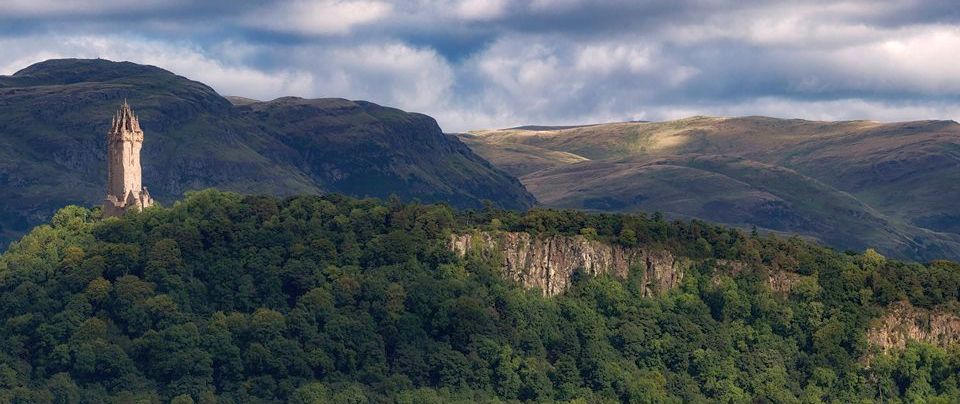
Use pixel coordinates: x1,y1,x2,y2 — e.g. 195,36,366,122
1,190,960,403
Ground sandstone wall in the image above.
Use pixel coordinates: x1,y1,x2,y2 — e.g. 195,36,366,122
767,270,802,294
866,301,960,352
449,231,684,296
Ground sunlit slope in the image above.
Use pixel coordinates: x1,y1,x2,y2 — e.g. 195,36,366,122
460,117,960,261
457,134,589,176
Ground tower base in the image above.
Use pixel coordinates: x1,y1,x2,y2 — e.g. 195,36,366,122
103,187,154,218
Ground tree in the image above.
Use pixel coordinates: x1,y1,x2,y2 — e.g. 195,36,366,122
2,189,960,402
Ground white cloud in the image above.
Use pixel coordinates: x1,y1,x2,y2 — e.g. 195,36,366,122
298,42,455,111
574,43,654,74
655,97,960,123
527,0,587,13
0,35,312,101
0,0,183,16
0,50,64,76
439,35,686,130
0,35,455,125
455,0,507,20
820,25,960,94
662,2,885,49
3,0,960,133
242,0,393,35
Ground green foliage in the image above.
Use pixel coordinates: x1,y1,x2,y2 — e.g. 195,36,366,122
0,190,959,402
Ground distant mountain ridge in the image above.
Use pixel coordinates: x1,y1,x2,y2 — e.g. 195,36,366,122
0,58,534,247
459,116,960,262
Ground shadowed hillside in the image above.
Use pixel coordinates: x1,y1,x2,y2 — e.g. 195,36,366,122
0,59,534,247
459,117,960,261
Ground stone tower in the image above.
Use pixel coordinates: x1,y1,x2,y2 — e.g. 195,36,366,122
103,101,153,217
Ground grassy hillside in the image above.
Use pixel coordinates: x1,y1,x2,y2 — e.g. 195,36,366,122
0,58,534,249
1,191,960,402
460,117,960,261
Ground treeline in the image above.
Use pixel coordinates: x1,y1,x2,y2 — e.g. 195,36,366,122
0,190,959,403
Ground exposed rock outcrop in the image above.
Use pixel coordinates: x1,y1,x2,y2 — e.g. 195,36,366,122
866,302,960,352
449,231,684,296
767,270,801,294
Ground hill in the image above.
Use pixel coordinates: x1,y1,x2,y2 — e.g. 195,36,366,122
0,58,534,248
459,117,960,261
1,191,960,402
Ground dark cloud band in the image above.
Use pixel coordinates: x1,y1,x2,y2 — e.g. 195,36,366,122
1,0,957,131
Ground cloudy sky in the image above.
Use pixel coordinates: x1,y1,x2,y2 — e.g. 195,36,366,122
1,0,959,131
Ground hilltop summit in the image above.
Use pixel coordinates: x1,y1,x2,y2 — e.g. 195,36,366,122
0,58,534,247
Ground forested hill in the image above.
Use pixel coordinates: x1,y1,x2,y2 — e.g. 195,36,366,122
0,58,534,249
2,190,960,402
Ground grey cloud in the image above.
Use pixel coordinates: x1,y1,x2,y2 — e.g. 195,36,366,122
0,0,958,131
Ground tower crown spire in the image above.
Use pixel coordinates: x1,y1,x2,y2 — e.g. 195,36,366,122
109,101,142,140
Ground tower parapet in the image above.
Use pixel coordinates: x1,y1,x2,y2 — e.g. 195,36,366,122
103,101,153,217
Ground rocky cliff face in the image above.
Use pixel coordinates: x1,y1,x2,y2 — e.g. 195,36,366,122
449,231,684,296
866,302,960,352
767,270,801,294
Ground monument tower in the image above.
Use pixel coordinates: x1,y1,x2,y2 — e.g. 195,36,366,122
103,101,153,217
